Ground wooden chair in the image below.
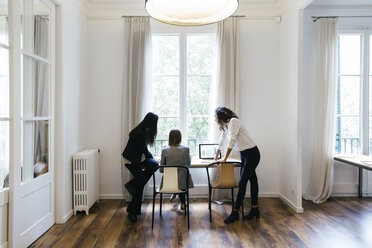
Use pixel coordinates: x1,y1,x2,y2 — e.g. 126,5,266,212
151,165,190,229
206,161,243,222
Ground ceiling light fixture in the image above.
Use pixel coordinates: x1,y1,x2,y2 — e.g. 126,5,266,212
145,0,239,26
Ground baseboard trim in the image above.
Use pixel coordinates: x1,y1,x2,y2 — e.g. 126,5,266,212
56,210,73,224
278,193,303,213
99,194,125,199
0,241,8,248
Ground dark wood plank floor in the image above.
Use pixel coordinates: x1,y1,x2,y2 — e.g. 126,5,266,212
30,197,372,248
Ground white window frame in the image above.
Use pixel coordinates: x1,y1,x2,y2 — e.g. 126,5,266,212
336,28,371,155
151,22,216,155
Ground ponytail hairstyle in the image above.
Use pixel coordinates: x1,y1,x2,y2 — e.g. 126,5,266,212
215,107,238,131
129,112,158,147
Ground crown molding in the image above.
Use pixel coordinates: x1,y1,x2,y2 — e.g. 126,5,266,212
86,0,286,17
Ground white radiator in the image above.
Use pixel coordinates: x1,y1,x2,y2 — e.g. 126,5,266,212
73,149,99,215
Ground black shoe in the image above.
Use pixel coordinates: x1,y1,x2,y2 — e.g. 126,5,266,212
224,211,239,224
243,207,260,220
125,181,136,195
127,213,137,223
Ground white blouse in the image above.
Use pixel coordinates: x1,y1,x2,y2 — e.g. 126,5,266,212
218,118,256,152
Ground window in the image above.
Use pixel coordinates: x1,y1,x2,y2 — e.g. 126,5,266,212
369,35,372,154
0,0,9,189
335,32,371,156
151,32,216,156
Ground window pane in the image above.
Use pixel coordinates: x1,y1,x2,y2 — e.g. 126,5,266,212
0,0,8,46
0,121,9,189
370,36,372,75
188,117,210,155
23,120,49,182
152,117,179,156
152,36,179,75
187,35,215,75
22,55,50,117
0,47,9,117
335,116,360,155
187,76,212,116
339,35,361,75
370,117,372,155
21,0,50,59
152,76,179,116
338,76,360,115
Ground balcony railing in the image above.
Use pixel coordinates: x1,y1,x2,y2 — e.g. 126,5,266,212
151,139,208,156
336,137,360,155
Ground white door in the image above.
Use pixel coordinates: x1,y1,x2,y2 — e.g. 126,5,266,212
9,0,55,247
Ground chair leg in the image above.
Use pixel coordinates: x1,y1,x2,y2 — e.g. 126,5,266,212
160,193,163,217
231,188,234,211
152,193,156,229
209,187,212,222
187,191,190,229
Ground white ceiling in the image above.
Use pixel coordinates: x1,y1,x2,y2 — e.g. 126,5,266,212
310,0,372,6
88,0,279,3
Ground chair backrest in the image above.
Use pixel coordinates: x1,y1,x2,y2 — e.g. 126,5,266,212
207,162,240,188
161,167,179,192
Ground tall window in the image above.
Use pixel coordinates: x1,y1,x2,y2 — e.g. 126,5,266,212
151,33,216,156
336,32,371,155
0,0,9,189
369,35,372,154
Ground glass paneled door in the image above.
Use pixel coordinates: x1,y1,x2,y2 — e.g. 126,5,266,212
9,0,55,247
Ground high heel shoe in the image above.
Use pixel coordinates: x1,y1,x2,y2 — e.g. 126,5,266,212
224,210,239,224
243,207,260,220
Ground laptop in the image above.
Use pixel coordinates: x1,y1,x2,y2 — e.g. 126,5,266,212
199,144,221,160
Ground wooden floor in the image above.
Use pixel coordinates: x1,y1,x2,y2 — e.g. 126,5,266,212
30,197,372,248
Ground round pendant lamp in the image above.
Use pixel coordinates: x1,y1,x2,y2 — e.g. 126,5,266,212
145,0,239,26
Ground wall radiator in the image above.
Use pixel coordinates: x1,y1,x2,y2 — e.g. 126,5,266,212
73,149,99,215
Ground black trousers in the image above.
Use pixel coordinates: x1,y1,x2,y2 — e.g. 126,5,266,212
234,146,261,210
125,158,158,215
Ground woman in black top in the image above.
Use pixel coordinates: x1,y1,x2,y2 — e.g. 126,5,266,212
122,112,159,223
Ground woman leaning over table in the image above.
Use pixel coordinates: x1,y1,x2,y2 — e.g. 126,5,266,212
214,107,261,224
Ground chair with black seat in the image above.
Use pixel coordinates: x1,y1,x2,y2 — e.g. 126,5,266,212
151,165,190,229
206,161,243,222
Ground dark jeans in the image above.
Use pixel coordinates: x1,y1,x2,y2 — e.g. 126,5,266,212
125,158,158,215
179,193,186,205
234,146,260,210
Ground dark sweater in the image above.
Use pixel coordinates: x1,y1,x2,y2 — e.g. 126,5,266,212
122,128,153,163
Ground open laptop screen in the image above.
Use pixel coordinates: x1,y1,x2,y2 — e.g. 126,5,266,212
199,144,221,159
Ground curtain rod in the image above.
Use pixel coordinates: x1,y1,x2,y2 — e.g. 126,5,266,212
312,16,372,22
121,15,246,18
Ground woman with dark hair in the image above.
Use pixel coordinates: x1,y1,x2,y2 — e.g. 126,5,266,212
160,129,194,210
214,107,261,224
122,112,159,223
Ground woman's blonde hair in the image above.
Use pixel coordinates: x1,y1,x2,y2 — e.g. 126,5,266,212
168,129,182,146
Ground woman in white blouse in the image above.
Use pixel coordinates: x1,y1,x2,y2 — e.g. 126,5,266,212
213,107,261,224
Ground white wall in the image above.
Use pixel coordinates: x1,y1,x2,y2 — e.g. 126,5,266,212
302,6,372,196
277,0,313,213
86,19,124,199
55,0,89,223
86,15,282,199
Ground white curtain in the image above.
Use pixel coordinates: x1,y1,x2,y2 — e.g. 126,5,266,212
121,17,152,200
303,18,338,204
211,17,240,202
34,16,49,165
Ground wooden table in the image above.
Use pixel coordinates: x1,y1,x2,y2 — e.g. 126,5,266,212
334,155,372,197
190,158,242,168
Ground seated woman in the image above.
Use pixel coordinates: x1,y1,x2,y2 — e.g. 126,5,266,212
160,129,194,210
